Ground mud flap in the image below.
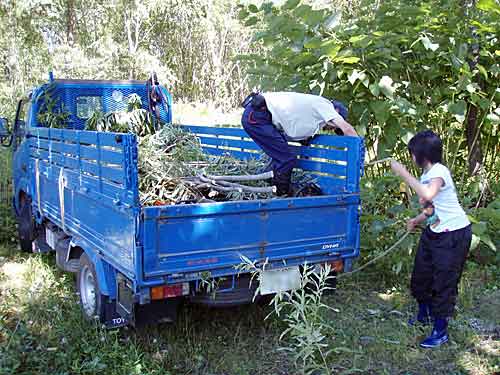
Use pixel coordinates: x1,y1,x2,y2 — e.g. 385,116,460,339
114,273,180,327
103,299,129,329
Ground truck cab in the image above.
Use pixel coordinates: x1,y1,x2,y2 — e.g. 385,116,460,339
2,75,364,327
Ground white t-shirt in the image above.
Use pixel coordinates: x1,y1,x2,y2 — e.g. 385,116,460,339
420,163,470,233
261,92,343,140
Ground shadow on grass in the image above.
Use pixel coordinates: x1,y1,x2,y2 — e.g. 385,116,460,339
1,243,498,375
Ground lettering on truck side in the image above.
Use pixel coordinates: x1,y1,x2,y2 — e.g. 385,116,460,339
322,243,340,250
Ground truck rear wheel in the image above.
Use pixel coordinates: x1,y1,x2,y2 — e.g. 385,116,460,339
77,253,106,323
17,194,35,252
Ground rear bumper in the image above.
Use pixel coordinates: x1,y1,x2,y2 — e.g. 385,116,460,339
145,248,357,285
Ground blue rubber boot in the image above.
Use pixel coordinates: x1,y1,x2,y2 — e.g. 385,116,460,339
408,303,432,326
419,318,449,348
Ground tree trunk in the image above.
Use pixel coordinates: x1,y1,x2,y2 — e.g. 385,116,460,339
66,0,77,46
466,103,483,175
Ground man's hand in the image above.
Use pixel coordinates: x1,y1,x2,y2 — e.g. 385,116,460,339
326,118,358,137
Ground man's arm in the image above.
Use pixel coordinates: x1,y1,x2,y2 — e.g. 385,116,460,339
325,118,358,137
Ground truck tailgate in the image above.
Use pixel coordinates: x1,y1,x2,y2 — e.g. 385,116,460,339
142,194,360,280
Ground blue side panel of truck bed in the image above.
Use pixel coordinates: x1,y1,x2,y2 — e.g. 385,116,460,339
182,125,363,194
27,127,140,277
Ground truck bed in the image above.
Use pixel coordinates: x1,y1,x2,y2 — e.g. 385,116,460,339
27,124,364,289
141,125,364,283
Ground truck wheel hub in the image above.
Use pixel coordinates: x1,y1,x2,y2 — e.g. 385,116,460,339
80,265,97,316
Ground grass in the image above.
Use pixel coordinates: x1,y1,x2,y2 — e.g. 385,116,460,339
0,242,498,375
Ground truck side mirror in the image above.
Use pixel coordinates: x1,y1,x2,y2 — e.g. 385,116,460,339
0,117,13,146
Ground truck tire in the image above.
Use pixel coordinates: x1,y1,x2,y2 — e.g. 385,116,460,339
77,253,106,323
17,194,35,252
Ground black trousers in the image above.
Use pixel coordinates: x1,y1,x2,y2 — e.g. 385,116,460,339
410,225,472,318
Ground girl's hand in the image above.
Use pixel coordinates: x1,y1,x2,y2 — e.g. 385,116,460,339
391,160,407,177
407,218,421,232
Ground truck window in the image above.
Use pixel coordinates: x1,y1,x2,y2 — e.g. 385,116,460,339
76,96,102,119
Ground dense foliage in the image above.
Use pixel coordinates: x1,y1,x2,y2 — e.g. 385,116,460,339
239,0,500,269
240,0,499,175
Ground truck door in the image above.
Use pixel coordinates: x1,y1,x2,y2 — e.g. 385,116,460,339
12,98,32,208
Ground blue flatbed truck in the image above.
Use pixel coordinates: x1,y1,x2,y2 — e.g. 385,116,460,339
0,77,364,327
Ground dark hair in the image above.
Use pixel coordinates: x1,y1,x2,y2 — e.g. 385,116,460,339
331,100,348,120
408,130,443,167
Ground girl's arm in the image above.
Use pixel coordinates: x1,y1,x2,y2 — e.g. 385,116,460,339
391,160,443,201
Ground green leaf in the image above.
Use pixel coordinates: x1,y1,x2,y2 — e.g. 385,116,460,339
349,34,367,44
421,36,439,51
369,101,391,123
470,234,481,251
369,83,380,97
248,4,259,13
245,16,259,26
303,9,326,26
261,2,274,13
477,64,488,79
324,12,341,29
477,0,500,14
304,36,323,49
402,131,415,145
282,0,301,10
481,234,497,252
394,97,417,117
378,76,395,99
348,69,363,85
238,9,249,20
320,40,341,58
486,113,500,124
472,222,487,235
448,100,467,123
252,31,269,42
293,4,311,18
335,56,360,64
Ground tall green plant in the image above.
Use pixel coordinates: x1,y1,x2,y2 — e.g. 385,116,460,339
238,0,499,181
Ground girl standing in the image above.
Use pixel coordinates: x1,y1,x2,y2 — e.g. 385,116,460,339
391,130,472,348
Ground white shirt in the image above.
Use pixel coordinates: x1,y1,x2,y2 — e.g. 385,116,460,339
420,163,470,233
261,92,343,140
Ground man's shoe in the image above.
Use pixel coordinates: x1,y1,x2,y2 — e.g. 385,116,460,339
419,329,449,348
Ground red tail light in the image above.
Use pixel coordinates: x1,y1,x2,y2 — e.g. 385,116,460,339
151,283,189,300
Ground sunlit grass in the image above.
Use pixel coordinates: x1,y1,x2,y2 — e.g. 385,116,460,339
0,243,498,375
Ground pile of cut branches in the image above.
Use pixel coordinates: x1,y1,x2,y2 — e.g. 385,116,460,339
137,125,275,205
81,94,276,205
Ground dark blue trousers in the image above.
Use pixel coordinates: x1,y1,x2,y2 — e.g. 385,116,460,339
241,105,296,177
